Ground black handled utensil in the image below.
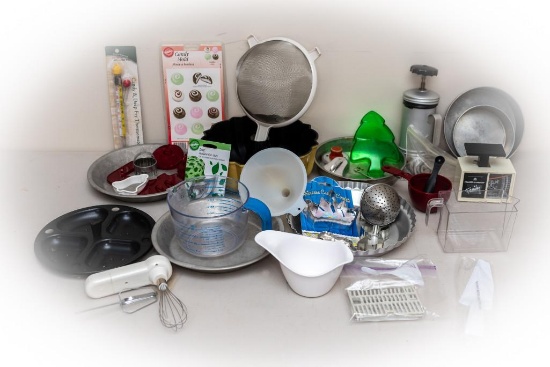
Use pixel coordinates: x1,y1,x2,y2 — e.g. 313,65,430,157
423,156,445,193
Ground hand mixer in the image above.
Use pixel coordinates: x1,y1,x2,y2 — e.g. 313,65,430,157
358,183,401,250
85,255,188,331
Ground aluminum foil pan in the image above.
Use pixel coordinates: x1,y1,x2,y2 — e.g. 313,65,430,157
88,144,170,203
287,180,416,257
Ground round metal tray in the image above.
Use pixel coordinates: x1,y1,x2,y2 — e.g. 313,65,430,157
88,144,175,203
288,180,416,257
443,87,524,157
152,211,285,273
314,137,400,185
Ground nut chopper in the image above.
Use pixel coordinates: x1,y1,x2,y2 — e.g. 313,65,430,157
398,65,440,156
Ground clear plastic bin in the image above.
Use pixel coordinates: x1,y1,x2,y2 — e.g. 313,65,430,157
425,190,519,252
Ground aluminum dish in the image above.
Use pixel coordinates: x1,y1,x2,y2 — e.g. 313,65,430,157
152,211,285,273
287,180,416,257
88,144,172,203
314,137,401,185
443,87,524,157
452,105,515,157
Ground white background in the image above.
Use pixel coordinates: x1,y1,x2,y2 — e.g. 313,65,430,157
1,0,548,154
1,1,549,366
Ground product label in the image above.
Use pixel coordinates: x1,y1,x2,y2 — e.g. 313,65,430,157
460,173,488,199
185,139,231,179
161,44,225,146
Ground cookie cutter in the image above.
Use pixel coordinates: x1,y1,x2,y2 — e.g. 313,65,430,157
112,174,149,195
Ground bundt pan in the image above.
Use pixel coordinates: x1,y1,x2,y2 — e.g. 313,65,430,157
202,116,318,179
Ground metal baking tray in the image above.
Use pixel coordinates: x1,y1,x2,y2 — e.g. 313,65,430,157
88,144,176,203
152,211,285,273
288,180,416,257
314,137,400,185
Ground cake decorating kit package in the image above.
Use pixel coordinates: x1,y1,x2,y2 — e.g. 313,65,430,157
105,46,144,149
160,43,226,147
185,138,231,179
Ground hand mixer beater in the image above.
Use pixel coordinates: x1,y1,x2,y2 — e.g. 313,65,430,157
157,277,187,330
85,255,188,331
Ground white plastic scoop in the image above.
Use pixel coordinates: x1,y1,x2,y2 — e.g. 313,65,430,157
254,230,353,297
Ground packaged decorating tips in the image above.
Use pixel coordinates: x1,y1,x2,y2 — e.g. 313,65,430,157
161,43,226,148
185,138,231,180
105,46,144,149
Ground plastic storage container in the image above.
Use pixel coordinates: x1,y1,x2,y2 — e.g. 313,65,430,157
425,190,519,252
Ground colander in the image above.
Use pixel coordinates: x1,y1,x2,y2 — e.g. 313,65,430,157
236,35,321,142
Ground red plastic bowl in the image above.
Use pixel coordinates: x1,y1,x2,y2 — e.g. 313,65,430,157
408,173,452,213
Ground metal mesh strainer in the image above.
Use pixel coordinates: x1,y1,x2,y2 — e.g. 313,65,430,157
359,184,401,250
236,35,320,141
360,184,401,227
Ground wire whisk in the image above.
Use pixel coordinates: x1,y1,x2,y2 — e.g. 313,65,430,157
157,279,188,331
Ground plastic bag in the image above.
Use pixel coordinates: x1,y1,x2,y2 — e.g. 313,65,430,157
456,257,494,335
341,257,442,322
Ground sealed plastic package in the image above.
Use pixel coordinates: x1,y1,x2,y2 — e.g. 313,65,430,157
341,257,443,322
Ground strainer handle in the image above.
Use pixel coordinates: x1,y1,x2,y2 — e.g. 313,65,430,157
246,35,260,48
254,125,271,142
308,47,321,61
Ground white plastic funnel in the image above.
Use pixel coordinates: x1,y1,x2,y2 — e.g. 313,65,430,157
254,230,354,297
240,148,307,216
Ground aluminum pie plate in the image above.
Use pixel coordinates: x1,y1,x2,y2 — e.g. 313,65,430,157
88,144,173,203
443,87,524,157
287,180,416,257
152,211,285,273
452,105,515,157
314,137,400,185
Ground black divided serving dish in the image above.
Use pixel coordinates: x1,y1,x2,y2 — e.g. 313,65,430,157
34,205,155,276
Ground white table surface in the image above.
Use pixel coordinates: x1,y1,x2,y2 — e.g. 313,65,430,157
0,150,547,367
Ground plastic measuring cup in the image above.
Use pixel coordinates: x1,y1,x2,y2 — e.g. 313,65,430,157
167,176,272,257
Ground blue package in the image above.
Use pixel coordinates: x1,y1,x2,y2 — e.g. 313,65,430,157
300,176,359,237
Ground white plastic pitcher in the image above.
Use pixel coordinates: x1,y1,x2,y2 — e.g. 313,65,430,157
254,231,354,297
